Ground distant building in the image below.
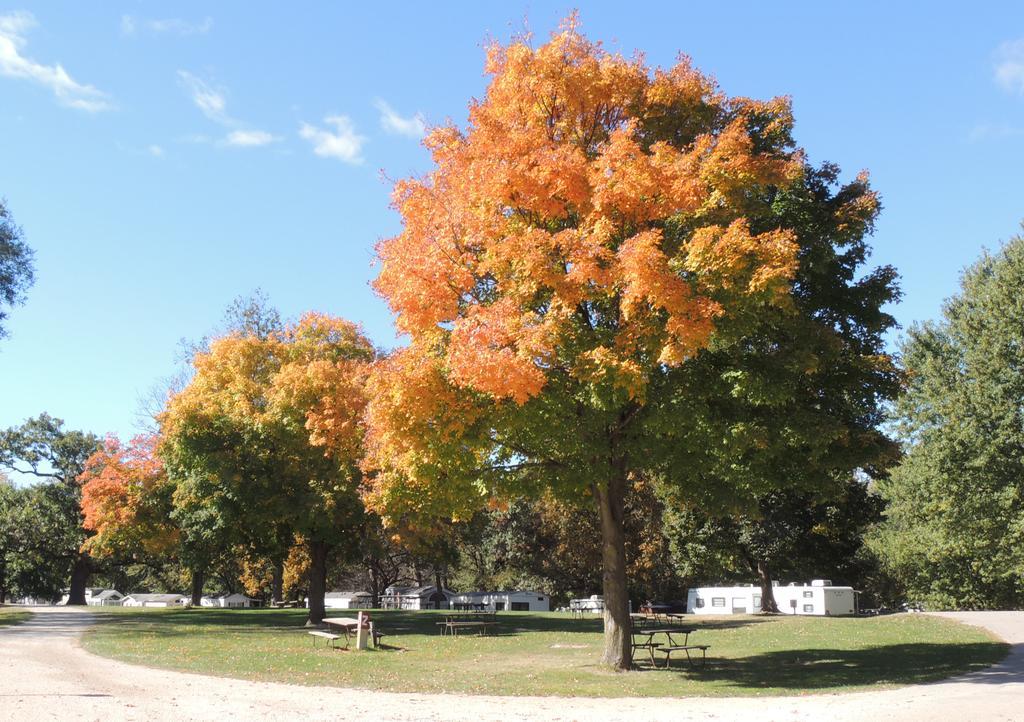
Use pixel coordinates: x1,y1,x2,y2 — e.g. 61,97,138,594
449,590,550,612
320,591,373,610
687,580,858,616
121,593,188,608
200,593,255,608
58,588,123,606
381,585,452,610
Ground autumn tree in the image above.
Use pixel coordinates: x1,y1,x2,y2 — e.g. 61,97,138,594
77,434,190,595
364,17,811,668
0,414,101,604
0,199,35,340
161,312,375,623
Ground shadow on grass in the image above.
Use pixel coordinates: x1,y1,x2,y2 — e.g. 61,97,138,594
633,642,1011,689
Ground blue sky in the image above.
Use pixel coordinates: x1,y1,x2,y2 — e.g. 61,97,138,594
1,2,1023,445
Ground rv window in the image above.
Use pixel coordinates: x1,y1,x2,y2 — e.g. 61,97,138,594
494,602,505,611
803,604,814,613
538,597,544,601
695,598,705,608
803,591,813,598
711,597,726,607
511,602,530,611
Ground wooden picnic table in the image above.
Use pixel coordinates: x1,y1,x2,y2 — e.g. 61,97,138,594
631,626,701,667
437,612,498,637
318,616,384,649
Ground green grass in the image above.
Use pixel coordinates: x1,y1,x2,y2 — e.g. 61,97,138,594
0,606,31,627
80,609,1008,697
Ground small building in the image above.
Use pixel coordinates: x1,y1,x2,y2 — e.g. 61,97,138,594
88,589,124,607
569,594,604,614
687,580,858,616
322,591,373,610
59,588,124,606
381,585,452,610
121,593,189,608
449,590,550,612
200,593,254,609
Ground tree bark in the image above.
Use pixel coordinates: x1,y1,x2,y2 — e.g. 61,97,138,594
271,559,284,605
67,553,91,605
757,559,780,613
190,568,205,607
368,564,380,608
306,539,329,626
596,468,631,670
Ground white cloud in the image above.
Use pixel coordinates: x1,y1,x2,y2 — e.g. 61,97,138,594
122,15,213,37
224,129,277,147
299,116,366,164
968,122,1024,142
994,38,1024,95
177,71,276,150
148,144,165,157
374,98,426,138
177,70,231,125
0,11,111,111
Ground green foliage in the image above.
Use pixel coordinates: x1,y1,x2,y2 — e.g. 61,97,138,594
869,233,1024,609
0,414,101,598
0,199,35,340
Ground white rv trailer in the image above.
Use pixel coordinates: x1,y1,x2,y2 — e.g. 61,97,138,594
687,580,857,616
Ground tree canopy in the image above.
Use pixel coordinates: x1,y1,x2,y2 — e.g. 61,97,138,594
869,232,1024,609
362,16,862,668
0,199,35,340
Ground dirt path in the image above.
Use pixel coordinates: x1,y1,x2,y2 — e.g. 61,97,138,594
1,607,1021,721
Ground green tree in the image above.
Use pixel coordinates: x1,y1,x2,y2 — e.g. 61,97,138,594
0,414,101,604
0,199,35,340
869,233,1024,609
161,313,375,622
654,160,901,612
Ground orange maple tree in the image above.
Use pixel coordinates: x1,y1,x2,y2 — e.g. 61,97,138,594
79,434,178,558
364,16,804,667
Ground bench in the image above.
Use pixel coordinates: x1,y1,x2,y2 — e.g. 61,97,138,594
657,644,709,669
631,639,663,666
437,613,499,637
308,630,346,650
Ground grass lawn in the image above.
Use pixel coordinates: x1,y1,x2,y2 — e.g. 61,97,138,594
0,606,31,627
81,609,1008,697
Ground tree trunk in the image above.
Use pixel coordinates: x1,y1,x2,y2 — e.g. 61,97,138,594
190,568,205,607
67,553,91,605
306,539,329,626
596,470,631,670
271,559,284,605
368,564,380,608
757,559,780,613
433,568,445,610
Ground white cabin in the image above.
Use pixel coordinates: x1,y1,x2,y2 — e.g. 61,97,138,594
200,593,254,608
121,593,188,608
323,591,373,609
450,590,550,612
59,588,124,606
687,580,858,616
381,585,452,610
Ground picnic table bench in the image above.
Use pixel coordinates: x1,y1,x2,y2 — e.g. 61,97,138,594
316,616,385,649
437,612,499,637
657,644,710,669
631,626,708,669
308,629,346,649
